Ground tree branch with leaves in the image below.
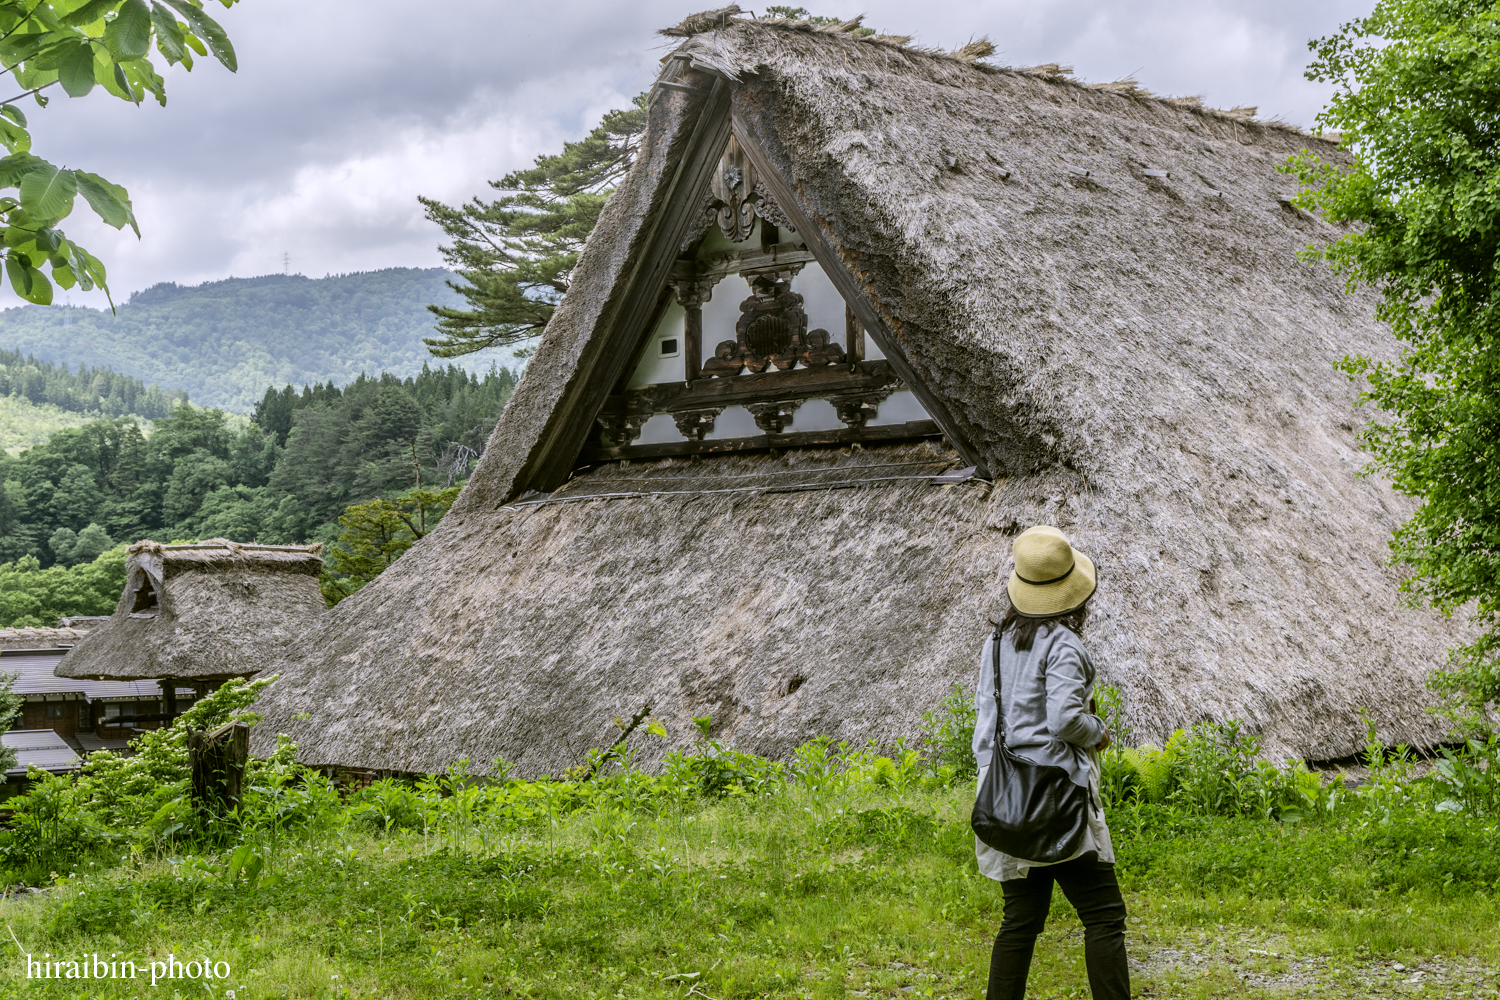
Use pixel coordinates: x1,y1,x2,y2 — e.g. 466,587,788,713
0,0,239,307
1284,0,1500,730
417,95,647,358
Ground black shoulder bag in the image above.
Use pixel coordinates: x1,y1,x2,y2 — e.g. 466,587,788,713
970,624,1093,863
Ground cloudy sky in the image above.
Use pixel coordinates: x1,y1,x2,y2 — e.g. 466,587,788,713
10,0,1368,308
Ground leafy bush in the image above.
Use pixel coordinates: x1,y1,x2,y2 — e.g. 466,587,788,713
919,683,977,782
1101,720,1326,820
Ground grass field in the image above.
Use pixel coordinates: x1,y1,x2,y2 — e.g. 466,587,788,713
3,775,1499,999
0,685,1494,999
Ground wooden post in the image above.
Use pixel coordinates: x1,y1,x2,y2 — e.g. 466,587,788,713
188,721,249,811
675,279,714,383
160,677,178,722
846,304,865,363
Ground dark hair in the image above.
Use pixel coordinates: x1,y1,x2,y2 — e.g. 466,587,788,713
997,601,1089,653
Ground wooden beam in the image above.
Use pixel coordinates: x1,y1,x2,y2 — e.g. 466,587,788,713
730,111,990,476
846,304,864,363
683,299,702,382
617,359,899,413
524,73,733,493
582,419,941,462
672,241,817,285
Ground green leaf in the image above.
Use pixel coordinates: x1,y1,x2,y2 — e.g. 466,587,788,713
104,0,151,59
32,226,60,253
111,58,134,101
0,119,30,155
32,92,49,109
50,262,76,289
0,32,52,68
1,105,28,129
148,2,189,65
225,844,251,882
6,255,52,304
77,245,108,300
2,226,37,250
0,153,47,188
58,40,96,97
18,163,76,222
62,0,124,27
161,0,233,71
75,170,138,235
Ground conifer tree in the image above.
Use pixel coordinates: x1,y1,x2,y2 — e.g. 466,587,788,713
417,97,648,358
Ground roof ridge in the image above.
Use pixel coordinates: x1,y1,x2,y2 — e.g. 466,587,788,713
660,8,1334,141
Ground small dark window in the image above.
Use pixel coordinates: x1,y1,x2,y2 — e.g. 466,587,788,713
131,579,159,613
659,338,679,358
45,703,64,719
78,704,89,727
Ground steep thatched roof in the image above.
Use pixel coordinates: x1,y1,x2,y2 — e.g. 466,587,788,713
253,13,1462,774
55,539,326,682
0,627,88,652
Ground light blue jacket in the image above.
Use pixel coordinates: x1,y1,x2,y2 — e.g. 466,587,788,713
971,624,1107,788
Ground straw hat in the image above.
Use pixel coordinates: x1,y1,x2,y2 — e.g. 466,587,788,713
1006,525,1097,618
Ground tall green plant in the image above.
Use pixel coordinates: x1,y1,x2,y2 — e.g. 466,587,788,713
1283,1,1500,730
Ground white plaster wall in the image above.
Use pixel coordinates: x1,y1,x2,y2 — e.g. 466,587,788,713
789,398,842,432
703,405,760,440
792,262,884,360
700,277,746,369
627,303,687,388
794,262,844,342
636,413,680,445
866,389,929,426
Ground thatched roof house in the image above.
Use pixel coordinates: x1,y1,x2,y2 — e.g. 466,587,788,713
253,10,1461,774
56,539,325,683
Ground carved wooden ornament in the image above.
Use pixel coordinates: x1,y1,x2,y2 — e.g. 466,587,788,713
707,136,794,242
736,274,807,374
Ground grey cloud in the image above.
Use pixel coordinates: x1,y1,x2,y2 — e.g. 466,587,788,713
6,0,1370,308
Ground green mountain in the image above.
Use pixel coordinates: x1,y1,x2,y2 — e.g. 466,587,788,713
0,268,474,412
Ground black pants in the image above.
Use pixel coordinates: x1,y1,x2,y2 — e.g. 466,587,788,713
987,854,1130,1000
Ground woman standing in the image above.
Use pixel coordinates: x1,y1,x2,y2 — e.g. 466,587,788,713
973,525,1130,1000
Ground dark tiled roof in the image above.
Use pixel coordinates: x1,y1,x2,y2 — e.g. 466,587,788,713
2,730,80,776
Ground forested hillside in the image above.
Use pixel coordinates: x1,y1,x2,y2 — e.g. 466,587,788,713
0,363,515,569
0,349,179,419
0,269,470,412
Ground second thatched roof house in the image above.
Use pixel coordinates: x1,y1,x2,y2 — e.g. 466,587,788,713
254,10,1462,774
56,539,325,692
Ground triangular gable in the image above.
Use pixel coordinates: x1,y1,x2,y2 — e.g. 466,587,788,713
466,67,986,503
584,135,975,468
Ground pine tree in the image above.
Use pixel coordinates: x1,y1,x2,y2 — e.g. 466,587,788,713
417,96,649,358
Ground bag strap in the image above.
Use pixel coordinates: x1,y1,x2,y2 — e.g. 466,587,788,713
990,623,1007,744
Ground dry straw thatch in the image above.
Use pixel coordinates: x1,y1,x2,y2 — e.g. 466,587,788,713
0,626,90,652
56,539,325,682
254,13,1461,774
